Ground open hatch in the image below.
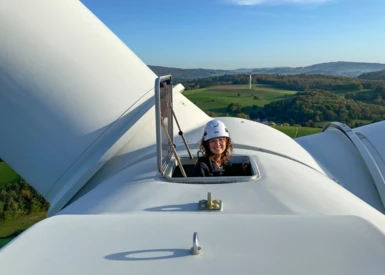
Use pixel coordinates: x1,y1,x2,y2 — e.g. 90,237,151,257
155,75,260,183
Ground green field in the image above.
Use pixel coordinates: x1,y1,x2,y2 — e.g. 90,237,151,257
352,119,372,125
315,119,372,128
183,84,322,138
0,212,46,237
272,126,321,138
0,162,21,185
0,212,47,249
0,237,14,249
183,84,297,116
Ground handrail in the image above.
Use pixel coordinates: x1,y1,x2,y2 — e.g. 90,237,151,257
171,107,193,159
161,119,187,177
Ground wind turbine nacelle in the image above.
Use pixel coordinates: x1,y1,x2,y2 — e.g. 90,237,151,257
297,121,385,213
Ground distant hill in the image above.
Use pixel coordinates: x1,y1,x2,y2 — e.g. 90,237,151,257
147,65,234,82
148,62,385,81
358,70,385,80
252,62,385,77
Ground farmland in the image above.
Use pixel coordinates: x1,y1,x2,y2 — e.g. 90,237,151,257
0,162,21,186
0,212,47,249
183,84,297,117
182,84,326,138
272,126,321,138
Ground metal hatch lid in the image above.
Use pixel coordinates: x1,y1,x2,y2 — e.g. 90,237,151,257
155,75,174,175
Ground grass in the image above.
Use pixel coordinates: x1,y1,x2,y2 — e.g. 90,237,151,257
0,212,47,237
352,119,372,125
0,162,21,185
272,126,322,138
0,237,14,249
272,126,298,137
184,84,297,116
184,84,321,138
315,120,372,128
0,212,47,249
295,127,322,137
314,121,331,128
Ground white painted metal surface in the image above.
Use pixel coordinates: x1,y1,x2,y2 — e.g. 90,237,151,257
355,121,385,162
325,122,385,210
3,214,385,275
297,122,385,213
355,121,385,194
2,1,385,275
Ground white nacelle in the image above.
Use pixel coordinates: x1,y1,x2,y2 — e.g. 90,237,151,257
297,121,385,213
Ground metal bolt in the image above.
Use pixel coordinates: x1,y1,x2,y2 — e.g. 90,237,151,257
190,232,202,255
207,192,212,205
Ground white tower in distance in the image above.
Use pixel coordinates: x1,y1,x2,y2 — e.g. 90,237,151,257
249,74,252,90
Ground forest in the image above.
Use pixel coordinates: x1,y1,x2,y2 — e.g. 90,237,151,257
254,90,385,126
358,70,385,81
182,73,385,127
182,73,385,95
0,179,49,221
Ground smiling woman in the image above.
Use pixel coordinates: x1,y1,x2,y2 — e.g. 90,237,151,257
192,120,251,177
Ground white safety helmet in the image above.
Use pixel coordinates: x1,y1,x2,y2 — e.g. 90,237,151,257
203,120,230,141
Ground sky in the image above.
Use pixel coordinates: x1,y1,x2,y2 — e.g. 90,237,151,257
81,0,385,69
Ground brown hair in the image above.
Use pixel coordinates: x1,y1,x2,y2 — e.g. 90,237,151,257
199,137,233,164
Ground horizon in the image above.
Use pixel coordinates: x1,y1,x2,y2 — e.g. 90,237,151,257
149,60,385,71
81,0,385,70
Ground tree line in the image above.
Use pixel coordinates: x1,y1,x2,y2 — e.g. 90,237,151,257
182,73,385,94
358,70,385,81
225,90,385,127
344,83,385,105
0,180,49,221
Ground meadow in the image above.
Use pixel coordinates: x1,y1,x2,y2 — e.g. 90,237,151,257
273,126,322,138
183,84,325,138
183,84,297,116
0,212,47,249
0,162,21,185
0,237,13,249
0,163,46,249
314,119,372,128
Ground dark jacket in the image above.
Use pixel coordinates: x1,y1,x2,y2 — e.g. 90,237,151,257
192,157,250,177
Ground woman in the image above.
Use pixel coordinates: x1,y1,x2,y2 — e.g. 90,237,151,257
192,119,250,177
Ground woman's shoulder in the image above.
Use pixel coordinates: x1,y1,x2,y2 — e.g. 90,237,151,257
192,157,211,177
195,157,210,167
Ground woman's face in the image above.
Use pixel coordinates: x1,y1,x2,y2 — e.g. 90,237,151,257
208,137,227,156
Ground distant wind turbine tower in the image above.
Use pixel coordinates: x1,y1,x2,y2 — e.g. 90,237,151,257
249,74,252,90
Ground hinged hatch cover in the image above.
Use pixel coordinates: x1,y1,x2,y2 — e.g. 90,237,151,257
155,75,174,175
